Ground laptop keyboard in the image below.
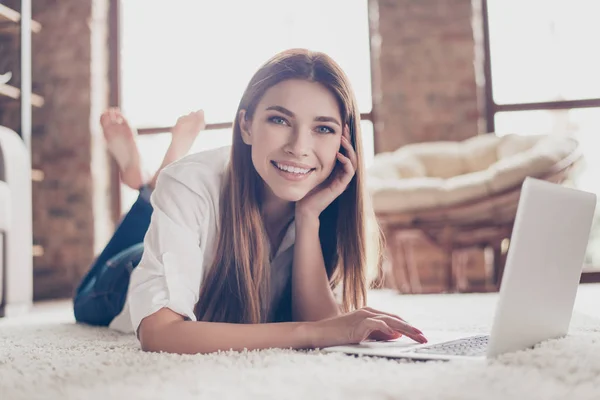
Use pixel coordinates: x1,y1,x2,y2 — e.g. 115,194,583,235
413,335,489,357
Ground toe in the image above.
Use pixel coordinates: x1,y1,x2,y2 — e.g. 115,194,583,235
100,111,111,127
109,108,118,123
113,108,125,123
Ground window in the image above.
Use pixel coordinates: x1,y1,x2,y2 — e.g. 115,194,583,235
484,0,600,270
117,0,375,212
487,0,600,104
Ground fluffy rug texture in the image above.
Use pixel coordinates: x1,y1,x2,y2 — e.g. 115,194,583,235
1,285,599,400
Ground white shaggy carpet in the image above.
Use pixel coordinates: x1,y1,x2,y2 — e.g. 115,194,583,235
1,285,600,400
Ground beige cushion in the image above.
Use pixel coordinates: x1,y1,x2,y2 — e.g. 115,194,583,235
367,133,578,213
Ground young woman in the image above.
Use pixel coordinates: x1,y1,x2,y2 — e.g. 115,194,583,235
73,49,428,354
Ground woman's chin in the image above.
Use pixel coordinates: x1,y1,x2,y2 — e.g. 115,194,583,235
276,192,306,203
270,185,310,203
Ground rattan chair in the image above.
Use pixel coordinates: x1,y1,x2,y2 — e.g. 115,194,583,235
368,133,581,294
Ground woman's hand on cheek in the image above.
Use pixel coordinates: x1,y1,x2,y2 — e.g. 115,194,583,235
295,125,357,221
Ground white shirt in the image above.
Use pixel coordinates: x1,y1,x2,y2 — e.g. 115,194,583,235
109,146,296,335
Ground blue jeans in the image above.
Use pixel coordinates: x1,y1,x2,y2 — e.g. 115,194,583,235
73,186,153,326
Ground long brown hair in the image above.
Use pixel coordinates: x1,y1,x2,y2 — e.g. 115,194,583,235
195,49,384,324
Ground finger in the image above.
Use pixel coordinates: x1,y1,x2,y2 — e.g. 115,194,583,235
374,315,427,344
343,125,351,141
360,318,395,343
368,329,402,342
363,307,409,324
336,152,354,175
335,153,355,187
340,136,358,170
360,308,424,336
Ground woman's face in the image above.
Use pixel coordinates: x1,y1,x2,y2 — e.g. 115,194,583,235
240,79,344,202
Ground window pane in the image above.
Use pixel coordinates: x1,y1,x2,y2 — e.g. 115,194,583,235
494,108,600,266
488,0,600,104
120,0,372,128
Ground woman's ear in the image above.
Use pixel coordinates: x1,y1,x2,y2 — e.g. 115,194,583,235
238,110,252,145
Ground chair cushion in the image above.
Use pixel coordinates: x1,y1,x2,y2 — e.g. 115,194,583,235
367,134,578,213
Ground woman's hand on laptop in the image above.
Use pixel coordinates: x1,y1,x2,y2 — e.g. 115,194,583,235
308,307,428,348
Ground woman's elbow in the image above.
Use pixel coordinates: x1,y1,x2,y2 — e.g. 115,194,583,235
140,339,154,353
138,322,164,353
139,330,160,353
137,308,185,353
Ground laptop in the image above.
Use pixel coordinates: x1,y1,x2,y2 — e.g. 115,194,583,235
323,177,596,361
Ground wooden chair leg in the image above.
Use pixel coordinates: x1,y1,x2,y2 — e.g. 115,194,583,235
452,247,492,292
493,245,507,290
392,232,414,294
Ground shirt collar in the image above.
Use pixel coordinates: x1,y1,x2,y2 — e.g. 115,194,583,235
272,219,296,260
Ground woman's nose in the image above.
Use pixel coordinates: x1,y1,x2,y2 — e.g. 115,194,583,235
285,128,312,157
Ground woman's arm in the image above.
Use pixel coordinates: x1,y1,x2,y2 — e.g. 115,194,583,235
292,127,360,322
139,308,313,354
140,306,428,354
291,214,341,322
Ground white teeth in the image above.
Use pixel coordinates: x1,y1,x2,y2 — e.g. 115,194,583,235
275,162,311,174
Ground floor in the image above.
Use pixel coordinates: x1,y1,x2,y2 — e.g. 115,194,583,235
0,286,599,400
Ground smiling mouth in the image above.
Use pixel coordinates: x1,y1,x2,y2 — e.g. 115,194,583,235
271,161,315,175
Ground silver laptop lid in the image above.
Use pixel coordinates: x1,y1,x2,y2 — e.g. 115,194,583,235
487,177,596,358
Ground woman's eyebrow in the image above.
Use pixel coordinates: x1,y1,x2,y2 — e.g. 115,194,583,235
266,105,295,117
314,116,341,127
266,105,341,127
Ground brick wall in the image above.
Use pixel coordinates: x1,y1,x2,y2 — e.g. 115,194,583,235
0,0,112,300
369,0,486,153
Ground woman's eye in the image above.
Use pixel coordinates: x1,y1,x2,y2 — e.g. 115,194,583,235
316,125,335,134
269,116,288,126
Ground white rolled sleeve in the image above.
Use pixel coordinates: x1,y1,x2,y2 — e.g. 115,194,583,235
128,168,214,336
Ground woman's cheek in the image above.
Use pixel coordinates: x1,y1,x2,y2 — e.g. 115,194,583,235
262,124,287,142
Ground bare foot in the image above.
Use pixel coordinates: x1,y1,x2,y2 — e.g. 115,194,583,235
100,108,147,189
150,110,206,188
